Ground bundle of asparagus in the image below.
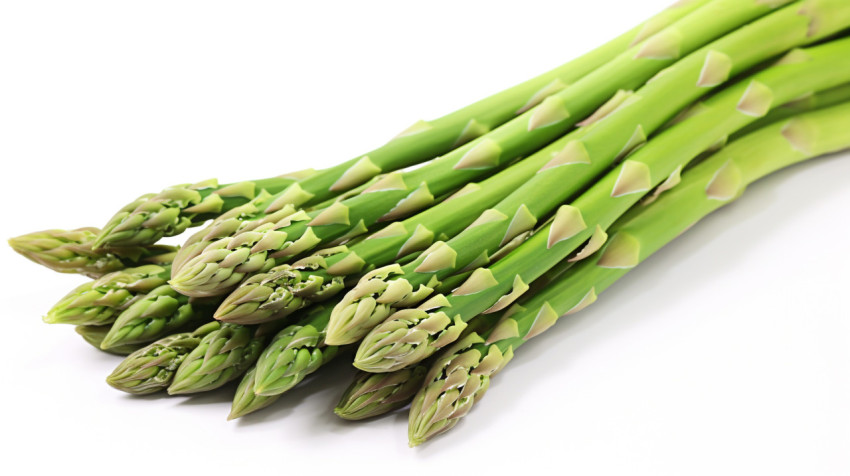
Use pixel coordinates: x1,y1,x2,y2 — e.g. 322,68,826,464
9,0,850,447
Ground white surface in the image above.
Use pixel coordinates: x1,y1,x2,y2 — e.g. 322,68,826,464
1,1,848,474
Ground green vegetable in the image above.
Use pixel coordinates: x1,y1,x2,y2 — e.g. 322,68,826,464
75,325,144,355
355,35,850,373
408,99,850,446
336,0,850,347
168,0,769,298
44,264,171,326
167,322,271,395
106,322,220,394
334,366,428,421
8,227,175,278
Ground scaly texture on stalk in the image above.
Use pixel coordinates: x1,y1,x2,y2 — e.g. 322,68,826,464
106,322,220,394
167,322,270,395
44,264,172,326
169,0,761,298
334,366,428,420
251,305,340,396
331,0,830,344
99,286,218,350
8,227,176,278
95,173,315,249
408,101,850,445
169,0,708,270
215,152,546,325
356,34,850,373
75,325,144,355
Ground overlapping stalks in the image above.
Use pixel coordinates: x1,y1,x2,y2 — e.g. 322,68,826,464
9,0,850,447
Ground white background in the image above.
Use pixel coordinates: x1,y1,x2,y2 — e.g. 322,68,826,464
1,1,848,474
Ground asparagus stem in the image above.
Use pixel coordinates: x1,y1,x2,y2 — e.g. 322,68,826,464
169,0,773,298
95,173,315,249
228,368,281,420
250,305,340,397
166,321,279,395
334,366,428,421
408,100,850,446
355,34,850,373
227,268,481,419
214,150,547,325
106,322,220,395
99,285,218,350
8,227,176,278
334,0,849,346
44,264,172,326
75,325,144,355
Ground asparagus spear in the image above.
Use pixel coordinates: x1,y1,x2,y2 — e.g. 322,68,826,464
106,322,220,394
94,173,318,249
334,366,428,421
167,321,278,395
8,227,176,278
228,368,281,420
166,0,708,251
168,0,776,298
98,285,218,350
355,35,850,372
75,325,144,355
213,150,549,325
336,258,577,419
249,305,341,397
44,264,172,326
227,274,474,418
331,0,847,345
408,100,850,445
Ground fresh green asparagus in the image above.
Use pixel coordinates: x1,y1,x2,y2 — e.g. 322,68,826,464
95,173,317,249
333,0,846,346
334,366,428,420
169,0,775,298
408,100,850,445
106,322,220,394
44,264,172,326
167,322,272,395
99,285,217,350
355,35,850,372
9,227,176,278
214,150,548,325
75,325,144,355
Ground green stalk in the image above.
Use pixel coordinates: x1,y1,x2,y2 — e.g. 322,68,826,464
106,322,220,395
408,100,850,446
332,0,848,346
44,264,172,326
95,173,316,249
8,227,176,278
75,325,144,355
355,35,850,373
248,305,340,398
99,286,218,350
335,257,577,419
228,368,280,420
334,366,428,420
169,0,775,298
169,0,708,262
214,151,548,325
228,276,472,419
166,321,281,395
